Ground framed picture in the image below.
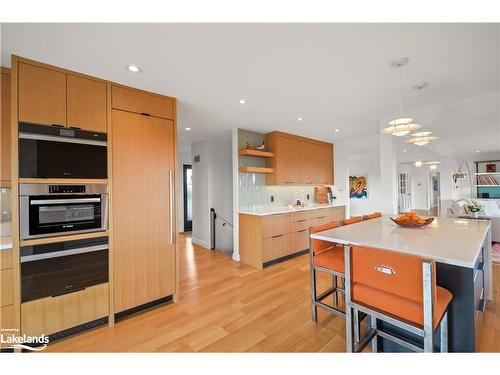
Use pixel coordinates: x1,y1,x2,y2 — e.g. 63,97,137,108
349,175,368,199
486,164,496,173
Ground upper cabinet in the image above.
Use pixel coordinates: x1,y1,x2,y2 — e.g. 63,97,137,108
67,75,107,133
18,61,108,132
18,63,66,126
111,85,174,120
1,68,11,183
265,131,333,186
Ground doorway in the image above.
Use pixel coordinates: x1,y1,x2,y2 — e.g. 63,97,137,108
183,164,193,232
398,172,413,212
429,172,440,216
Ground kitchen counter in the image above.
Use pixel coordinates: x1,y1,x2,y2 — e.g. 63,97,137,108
239,203,345,216
310,215,493,352
310,216,489,268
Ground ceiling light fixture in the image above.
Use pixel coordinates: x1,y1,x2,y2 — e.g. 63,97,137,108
383,58,423,137
297,117,303,122
430,165,437,170
126,65,142,73
476,150,480,153
415,161,423,168
238,99,247,104
406,131,439,146
185,127,192,131
402,149,407,153
334,129,340,133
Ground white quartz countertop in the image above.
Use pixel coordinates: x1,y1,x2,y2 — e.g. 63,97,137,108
310,216,490,268
239,203,345,216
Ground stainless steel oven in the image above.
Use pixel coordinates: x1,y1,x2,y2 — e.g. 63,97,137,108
20,183,108,240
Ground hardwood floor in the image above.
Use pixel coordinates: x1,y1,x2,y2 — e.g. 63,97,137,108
45,233,500,352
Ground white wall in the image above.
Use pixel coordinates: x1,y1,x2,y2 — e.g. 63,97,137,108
411,166,430,210
348,157,382,217
177,144,192,233
191,131,233,252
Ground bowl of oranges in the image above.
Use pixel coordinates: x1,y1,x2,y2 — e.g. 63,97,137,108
390,212,434,228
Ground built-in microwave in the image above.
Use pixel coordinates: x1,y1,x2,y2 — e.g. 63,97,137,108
20,183,108,240
18,122,107,179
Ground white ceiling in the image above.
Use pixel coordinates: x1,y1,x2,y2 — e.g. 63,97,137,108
1,23,499,155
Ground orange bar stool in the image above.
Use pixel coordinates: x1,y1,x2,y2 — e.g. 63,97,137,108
344,245,452,352
309,221,346,322
342,216,363,226
363,212,382,220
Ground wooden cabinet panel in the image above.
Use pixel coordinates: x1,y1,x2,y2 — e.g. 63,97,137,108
112,85,174,120
0,304,14,331
290,230,309,253
262,234,291,262
0,249,13,270
1,71,11,182
18,63,66,126
0,268,13,307
21,283,109,337
266,131,333,185
112,109,176,313
67,75,107,133
261,214,290,238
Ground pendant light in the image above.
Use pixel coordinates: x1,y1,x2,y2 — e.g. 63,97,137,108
406,83,438,146
383,58,422,137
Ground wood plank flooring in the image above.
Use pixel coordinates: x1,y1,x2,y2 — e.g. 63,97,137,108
45,233,500,352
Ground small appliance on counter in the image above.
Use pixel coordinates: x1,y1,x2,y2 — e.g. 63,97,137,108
20,183,108,240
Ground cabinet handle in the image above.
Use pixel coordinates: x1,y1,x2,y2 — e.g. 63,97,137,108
141,112,151,116
298,229,307,233
69,126,82,130
297,219,307,223
317,216,326,219
169,170,175,245
51,124,64,128
52,287,86,298
272,234,283,238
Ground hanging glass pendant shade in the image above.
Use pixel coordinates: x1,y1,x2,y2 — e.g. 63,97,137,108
383,118,422,136
405,131,439,146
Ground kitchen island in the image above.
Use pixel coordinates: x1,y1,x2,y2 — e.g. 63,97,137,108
310,216,492,352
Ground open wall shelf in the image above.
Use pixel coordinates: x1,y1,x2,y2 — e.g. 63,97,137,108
238,149,275,158
238,166,274,174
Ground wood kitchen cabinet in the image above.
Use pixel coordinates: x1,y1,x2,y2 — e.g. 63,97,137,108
67,74,107,133
18,61,108,132
112,85,175,120
112,101,176,313
1,68,11,183
265,131,334,185
18,62,67,126
239,206,345,269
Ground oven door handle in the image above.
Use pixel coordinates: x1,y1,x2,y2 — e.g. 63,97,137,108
30,198,101,205
20,244,108,263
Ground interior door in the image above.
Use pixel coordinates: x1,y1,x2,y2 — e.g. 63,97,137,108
399,172,413,212
112,109,175,313
183,164,192,232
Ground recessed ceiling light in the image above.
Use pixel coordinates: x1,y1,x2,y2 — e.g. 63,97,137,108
297,117,303,122
402,149,407,153
430,165,437,170
126,65,142,73
334,129,340,133
238,99,247,104
476,150,480,153
415,161,423,167
185,127,192,131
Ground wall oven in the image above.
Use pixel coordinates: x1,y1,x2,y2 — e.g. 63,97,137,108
20,183,108,240
21,236,109,303
19,122,107,179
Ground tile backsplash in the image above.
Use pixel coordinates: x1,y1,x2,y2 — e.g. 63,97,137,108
0,187,12,223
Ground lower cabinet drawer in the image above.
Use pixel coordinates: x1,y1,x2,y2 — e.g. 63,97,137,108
0,304,14,330
290,229,310,252
0,268,14,307
21,282,109,337
1,249,13,270
474,269,484,310
262,234,291,262
262,214,291,239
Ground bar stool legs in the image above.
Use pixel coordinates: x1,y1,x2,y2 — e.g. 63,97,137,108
333,276,339,307
369,316,378,352
440,312,448,353
310,268,318,323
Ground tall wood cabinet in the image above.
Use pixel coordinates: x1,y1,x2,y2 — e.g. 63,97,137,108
265,131,334,185
18,61,107,132
111,86,177,313
1,68,11,184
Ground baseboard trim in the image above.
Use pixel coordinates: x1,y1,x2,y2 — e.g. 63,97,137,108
115,295,173,321
192,237,211,249
263,249,309,268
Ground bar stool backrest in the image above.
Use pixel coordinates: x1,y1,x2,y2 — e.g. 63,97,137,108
350,246,437,305
310,221,340,254
342,216,363,226
363,212,382,220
